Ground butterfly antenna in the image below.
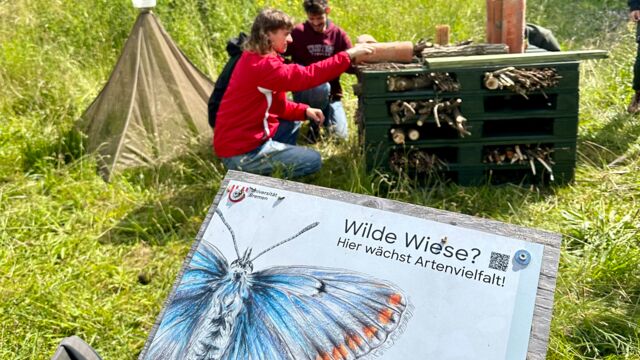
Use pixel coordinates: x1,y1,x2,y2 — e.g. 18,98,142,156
251,221,319,261
215,208,241,259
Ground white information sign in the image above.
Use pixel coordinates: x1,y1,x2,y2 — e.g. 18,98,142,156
143,179,546,360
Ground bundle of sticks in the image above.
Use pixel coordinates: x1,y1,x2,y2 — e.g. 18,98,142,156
483,67,561,98
483,144,555,180
387,72,460,93
389,98,471,137
389,150,447,174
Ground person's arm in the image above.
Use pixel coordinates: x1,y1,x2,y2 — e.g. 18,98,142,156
258,52,352,93
270,92,308,121
335,28,357,75
258,45,374,93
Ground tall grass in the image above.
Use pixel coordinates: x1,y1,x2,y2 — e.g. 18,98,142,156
1,0,639,359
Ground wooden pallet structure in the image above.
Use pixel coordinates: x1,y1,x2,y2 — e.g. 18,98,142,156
355,50,607,185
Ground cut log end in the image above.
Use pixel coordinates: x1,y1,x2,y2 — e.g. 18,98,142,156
408,129,420,141
484,74,501,89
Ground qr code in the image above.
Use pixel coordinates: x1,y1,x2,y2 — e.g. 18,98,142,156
489,252,510,272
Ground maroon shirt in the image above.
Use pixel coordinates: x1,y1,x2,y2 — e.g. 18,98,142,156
285,20,352,100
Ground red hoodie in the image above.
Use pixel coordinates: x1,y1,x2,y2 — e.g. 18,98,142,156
214,50,351,158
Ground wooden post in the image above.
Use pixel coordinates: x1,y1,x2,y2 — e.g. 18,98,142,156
486,0,503,43
435,24,450,46
487,0,526,53
501,0,526,53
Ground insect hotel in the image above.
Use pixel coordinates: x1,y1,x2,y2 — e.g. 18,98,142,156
354,0,606,185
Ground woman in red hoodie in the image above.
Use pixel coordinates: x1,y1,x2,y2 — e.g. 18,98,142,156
213,8,372,178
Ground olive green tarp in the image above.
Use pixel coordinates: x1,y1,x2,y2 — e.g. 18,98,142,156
79,10,213,181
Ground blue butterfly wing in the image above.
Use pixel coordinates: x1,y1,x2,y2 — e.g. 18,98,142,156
221,296,292,360
221,266,410,360
145,241,229,360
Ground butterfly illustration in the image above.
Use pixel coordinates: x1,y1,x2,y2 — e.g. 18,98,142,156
145,208,411,360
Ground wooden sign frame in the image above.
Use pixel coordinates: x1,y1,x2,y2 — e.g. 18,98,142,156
140,170,561,360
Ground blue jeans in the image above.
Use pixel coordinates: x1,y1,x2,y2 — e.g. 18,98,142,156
293,83,348,139
220,122,321,178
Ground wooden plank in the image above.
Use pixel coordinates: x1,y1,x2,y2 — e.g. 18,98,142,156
421,43,509,58
218,170,561,360
423,49,609,69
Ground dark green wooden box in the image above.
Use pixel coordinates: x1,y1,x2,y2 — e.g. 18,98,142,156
356,62,579,98
356,60,581,185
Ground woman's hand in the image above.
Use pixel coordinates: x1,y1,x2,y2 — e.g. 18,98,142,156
346,44,375,61
306,107,325,125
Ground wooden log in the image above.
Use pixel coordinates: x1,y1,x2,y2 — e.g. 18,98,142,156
408,128,420,141
413,75,432,89
356,41,415,64
422,43,509,58
484,74,500,89
387,74,447,92
390,101,403,124
387,76,413,92
390,128,406,144
435,24,450,46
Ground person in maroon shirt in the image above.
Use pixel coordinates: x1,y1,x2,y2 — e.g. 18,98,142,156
283,0,353,142
214,8,373,178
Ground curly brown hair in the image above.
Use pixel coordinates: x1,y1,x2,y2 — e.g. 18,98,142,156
244,8,294,55
303,0,329,15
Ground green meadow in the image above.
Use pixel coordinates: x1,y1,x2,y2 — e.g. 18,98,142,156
0,0,639,358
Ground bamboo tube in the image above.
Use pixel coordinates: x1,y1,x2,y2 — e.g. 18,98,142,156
390,128,406,144
355,41,415,64
408,129,420,141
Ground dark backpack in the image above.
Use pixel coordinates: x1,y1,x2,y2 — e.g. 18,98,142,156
208,32,247,128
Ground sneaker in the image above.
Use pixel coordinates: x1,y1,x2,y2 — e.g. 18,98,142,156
628,91,640,114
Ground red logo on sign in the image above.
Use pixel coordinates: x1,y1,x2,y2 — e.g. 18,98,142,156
227,185,248,203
